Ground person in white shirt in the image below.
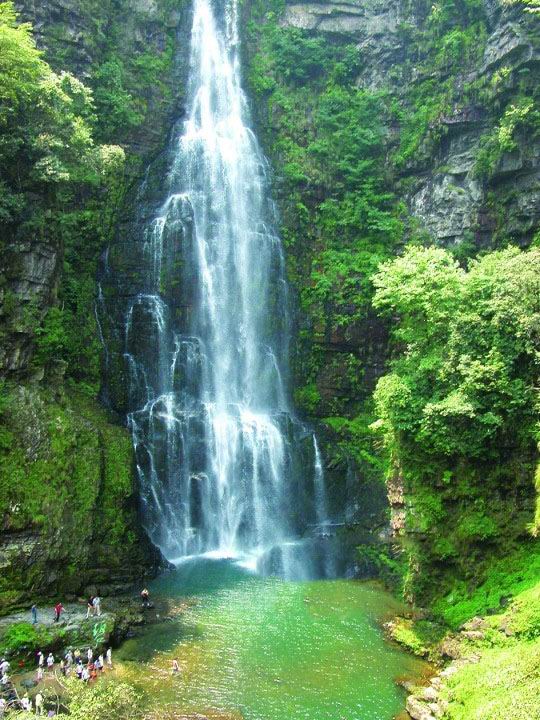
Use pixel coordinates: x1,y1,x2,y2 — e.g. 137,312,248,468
92,596,102,616
46,653,55,670
106,647,112,667
87,648,93,663
35,692,44,716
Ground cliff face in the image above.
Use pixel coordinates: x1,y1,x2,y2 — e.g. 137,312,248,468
0,0,189,611
0,386,163,612
244,0,540,590
1,0,187,381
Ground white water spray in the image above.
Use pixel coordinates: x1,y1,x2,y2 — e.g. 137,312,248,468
102,0,335,578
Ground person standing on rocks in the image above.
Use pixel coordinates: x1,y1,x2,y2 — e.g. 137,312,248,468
31,605,38,624
141,588,150,608
86,596,94,619
86,648,93,664
106,648,112,668
53,603,64,623
35,692,44,716
46,654,54,672
0,659,9,677
92,596,102,616
37,652,44,669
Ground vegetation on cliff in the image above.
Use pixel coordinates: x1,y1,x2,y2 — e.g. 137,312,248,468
373,246,539,599
245,0,540,604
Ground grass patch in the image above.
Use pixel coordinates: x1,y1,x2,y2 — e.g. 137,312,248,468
441,638,540,720
432,541,540,628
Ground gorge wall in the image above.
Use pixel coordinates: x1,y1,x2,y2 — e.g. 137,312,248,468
0,0,191,610
242,0,540,600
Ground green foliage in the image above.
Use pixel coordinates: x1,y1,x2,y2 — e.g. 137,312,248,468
246,15,403,403
433,542,540,627
374,246,539,460
356,544,407,591
10,678,143,720
0,2,127,385
65,678,142,720
92,58,143,139
0,622,52,655
388,617,445,658
373,246,539,601
475,97,540,177
294,383,321,415
441,638,540,720
0,384,139,609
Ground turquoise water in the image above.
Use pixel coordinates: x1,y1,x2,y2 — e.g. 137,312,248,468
116,559,427,720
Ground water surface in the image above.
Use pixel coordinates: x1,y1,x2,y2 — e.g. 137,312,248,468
117,559,427,720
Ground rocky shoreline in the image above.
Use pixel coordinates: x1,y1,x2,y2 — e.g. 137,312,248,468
387,588,539,720
0,594,182,668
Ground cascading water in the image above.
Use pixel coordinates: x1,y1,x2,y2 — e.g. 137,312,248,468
99,0,335,579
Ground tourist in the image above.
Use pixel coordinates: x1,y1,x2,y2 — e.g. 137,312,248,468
0,698,6,717
46,653,54,671
35,692,44,716
75,665,83,680
36,666,44,683
86,597,94,619
74,649,81,663
81,666,90,683
97,654,104,672
65,650,73,668
59,659,66,676
89,663,97,681
106,648,112,668
87,648,93,663
0,659,9,676
53,602,64,623
172,659,180,674
0,673,9,686
141,588,150,608
37,651,44,668
92,595,101,616
21,695,32,712
31,604,38,624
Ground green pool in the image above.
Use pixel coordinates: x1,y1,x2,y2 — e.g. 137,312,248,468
116,559,428,720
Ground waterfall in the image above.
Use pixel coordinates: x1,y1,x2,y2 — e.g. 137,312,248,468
99,0,334,579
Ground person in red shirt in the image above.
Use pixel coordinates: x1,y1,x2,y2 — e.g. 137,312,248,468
54,602,65,622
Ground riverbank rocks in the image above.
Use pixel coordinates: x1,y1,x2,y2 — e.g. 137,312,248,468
406,696,436,720
0,595,173,661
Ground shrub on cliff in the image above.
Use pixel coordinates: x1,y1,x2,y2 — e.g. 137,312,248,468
0,1,125,384
373,245,540,598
